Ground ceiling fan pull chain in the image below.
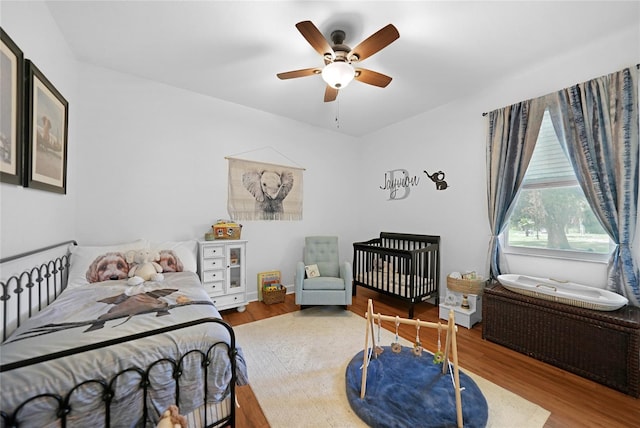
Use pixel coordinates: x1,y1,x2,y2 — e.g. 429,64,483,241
335,100,340,128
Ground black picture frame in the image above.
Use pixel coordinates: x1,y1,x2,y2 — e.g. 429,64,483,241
24,60,68,194
0,27,24,185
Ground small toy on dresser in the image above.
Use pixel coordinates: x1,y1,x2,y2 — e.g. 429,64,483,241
212,219,242,239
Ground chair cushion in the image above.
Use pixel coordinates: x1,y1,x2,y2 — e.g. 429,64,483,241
303,276,346,291
304,236,340,277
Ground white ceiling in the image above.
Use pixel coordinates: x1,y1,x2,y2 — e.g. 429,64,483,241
45,1,639,137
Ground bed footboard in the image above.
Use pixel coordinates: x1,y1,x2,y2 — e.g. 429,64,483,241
1,318,238,427
353,232,440,318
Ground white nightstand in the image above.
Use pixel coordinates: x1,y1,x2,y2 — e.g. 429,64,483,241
198,239,247,312
439,294,482,329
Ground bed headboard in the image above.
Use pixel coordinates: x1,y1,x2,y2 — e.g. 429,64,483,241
0,240,76,342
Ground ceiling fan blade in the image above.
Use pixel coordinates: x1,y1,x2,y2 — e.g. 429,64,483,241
277,68,321,80
348,24,399,62
354,68,393,88
296,21,334,57
324,86,338,102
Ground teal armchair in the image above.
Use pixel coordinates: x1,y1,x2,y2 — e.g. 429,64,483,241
295,236,353,308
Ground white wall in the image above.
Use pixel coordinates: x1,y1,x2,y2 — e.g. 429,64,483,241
0,1,78,258
357,96,488,290
73,63,361,292
359,24,640,290
2,3,638,301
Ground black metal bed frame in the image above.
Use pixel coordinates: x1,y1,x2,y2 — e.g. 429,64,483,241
0,241,237,427
1,240,76,342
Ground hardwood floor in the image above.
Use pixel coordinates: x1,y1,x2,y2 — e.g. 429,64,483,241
221,289,639,427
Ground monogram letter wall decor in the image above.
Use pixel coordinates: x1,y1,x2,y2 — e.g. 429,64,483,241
379,169,420,200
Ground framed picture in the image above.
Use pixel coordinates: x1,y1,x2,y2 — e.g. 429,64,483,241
24,60,68,194
0,28,24,185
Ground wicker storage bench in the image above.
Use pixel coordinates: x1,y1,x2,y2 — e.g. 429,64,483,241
483,282,640,397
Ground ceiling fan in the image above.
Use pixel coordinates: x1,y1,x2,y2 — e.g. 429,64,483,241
276,20,400,102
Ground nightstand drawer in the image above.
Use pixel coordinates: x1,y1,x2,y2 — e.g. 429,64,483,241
204,281,225,296
201,258,225,270
202,246,224,258
203,270,224,283
210,293,244,308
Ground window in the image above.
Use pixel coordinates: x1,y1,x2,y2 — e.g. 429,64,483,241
504,110,611,260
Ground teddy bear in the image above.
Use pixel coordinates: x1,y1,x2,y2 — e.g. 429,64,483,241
156,405,187,428
126,249,164,286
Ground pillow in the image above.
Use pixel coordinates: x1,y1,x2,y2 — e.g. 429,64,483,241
67,239,149,288
150,240,198,273
305,264,320,278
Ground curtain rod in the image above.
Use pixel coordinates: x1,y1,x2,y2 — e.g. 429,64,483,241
481,64,640,117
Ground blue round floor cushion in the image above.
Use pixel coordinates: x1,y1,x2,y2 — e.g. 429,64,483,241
346,346,488,428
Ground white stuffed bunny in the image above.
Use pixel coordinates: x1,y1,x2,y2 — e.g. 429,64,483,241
126,249,164,286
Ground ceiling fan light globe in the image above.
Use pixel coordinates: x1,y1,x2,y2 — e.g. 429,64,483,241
321,62,355,89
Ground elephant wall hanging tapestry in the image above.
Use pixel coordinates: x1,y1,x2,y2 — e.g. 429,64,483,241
227,157,304,221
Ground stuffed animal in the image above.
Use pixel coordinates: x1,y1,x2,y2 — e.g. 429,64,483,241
126,249,164,286
156,405,187,428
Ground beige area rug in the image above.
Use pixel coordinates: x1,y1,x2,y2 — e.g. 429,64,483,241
234,306,550,428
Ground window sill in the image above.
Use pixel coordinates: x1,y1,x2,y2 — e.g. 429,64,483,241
503,246,610,264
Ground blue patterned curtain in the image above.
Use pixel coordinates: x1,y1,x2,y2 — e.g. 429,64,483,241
548,67,639,306
486,99,546,278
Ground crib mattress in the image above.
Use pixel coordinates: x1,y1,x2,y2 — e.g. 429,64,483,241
356,271,431,296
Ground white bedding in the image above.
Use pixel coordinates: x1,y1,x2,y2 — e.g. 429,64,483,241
0,272,246,427
356,271,432,296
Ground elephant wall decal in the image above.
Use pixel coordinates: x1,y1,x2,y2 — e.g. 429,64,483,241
424,170,449,190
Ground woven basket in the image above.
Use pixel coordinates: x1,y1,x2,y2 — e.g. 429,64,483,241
447,275,486,295
263,285,286,304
